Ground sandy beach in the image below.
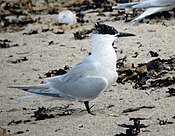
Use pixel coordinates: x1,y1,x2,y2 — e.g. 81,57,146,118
0,1,175,136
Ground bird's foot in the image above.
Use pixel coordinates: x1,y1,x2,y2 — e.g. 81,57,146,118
80,101,95,115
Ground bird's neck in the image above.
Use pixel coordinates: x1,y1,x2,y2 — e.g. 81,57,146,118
91,35,116,70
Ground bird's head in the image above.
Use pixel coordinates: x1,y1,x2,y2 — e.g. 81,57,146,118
92,22,135,43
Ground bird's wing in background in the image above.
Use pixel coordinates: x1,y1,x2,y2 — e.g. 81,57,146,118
130,7,164,25
130,5,175,25
113,0,175,9
133,0,175,8
132,1,152,8
112,2,139,9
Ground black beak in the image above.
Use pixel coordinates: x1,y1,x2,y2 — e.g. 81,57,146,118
115,32,135,37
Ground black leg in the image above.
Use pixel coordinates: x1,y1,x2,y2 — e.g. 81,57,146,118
84,101,95,115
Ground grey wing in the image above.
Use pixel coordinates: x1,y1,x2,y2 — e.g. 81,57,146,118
46,59,101,83
57,76,108,101
44,59,107,100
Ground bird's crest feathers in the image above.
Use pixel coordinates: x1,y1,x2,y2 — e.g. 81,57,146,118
93,22,118,35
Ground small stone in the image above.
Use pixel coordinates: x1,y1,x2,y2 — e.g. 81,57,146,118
79,124,83,128
53,29,64,34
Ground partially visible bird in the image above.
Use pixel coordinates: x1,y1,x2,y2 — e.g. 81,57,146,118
9,23,135,114
113,0,175,25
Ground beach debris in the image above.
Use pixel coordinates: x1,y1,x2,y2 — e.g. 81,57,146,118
74,31,87,40
0,14,36,32
79,124,84,128
52,29,64,34
7,57,28,64
148,51,159,57
117,57,175,89
32,105,75,121
57,10,77,25
32,107,55,121
0,0,117,33
116,56,127,69
44,65,70,78
7,119,31,126
41,25,49,32
7,120,22,126
106,104,115,109
44,69,67,77
157,118,174,125
115,117,148,136
0,39,19,48
74,29,92,40
132,52,139,58
13,130,29,135
6,105,75,123
122,106,155,113
66,0,114,12
14,131,25,135
76,12,87,23
0,127,11,136
23,28,38,35
7,108,21,112
166,88,175,96
48,41,54,45
48,22,77,33
118,0,130,3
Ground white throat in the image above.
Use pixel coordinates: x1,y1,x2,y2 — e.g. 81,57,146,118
90,34,117,70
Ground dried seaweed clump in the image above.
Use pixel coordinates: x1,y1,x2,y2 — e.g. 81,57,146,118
117,57,175,89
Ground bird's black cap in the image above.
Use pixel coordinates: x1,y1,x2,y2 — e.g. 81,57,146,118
93,22,118,35
93,22,135,37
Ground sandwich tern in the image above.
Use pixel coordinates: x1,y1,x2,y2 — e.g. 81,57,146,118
112,0,175,25
9,23,135,114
